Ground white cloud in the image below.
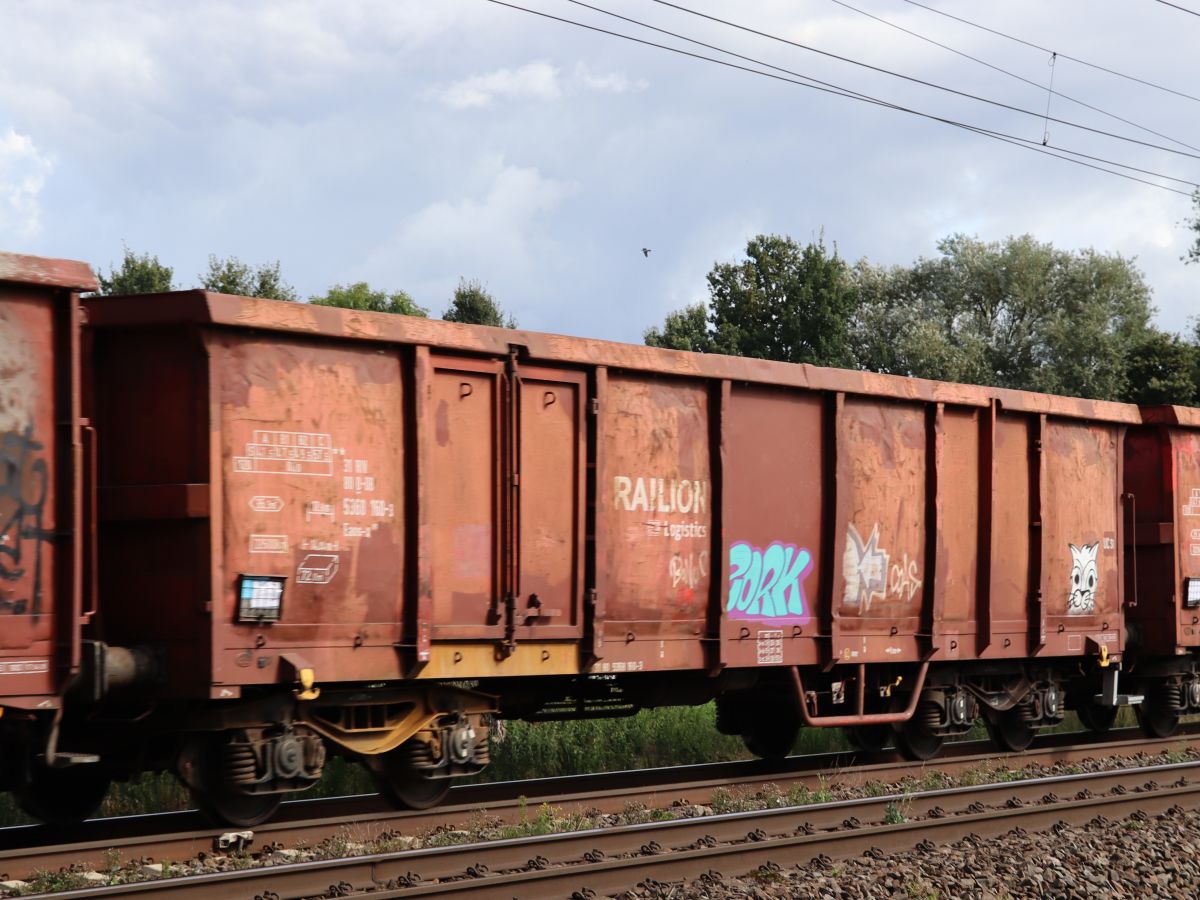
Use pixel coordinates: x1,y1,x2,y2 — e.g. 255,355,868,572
572,63,648,95
432,62,563,109
430,60,648,109
0,131,53,239
362,159,575,300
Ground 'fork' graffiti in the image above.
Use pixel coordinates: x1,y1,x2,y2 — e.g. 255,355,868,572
727,541,813,624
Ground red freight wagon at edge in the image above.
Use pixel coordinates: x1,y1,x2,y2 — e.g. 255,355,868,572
0,253,152,824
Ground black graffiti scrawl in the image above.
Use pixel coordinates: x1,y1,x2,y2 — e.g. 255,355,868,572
0,425,51,619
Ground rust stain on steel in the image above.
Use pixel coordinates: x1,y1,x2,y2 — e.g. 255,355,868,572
212,332,406,685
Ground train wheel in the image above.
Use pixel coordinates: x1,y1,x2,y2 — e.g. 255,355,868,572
15,761,111,827
741,719,799,761
1076,700,1118,735
1137,688,1181,739
367,750,452,810
893,722,943,761
192,784,283,828
845,723,891,752
893,699,944,761
986,709,1035,753
184,736,282,827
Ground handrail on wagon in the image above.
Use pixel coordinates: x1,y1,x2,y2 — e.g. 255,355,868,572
790,661,931,727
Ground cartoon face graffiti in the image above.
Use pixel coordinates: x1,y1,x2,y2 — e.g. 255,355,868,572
1067,542,1099,615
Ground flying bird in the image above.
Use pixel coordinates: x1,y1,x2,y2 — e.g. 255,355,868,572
642,247,651,257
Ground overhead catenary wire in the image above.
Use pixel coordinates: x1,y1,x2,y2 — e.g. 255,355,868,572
563,0,1198,190
899,0,1200,105
482,0,1196,196
828,0,1200,153
1152,0,1200,17
648,0,1200,161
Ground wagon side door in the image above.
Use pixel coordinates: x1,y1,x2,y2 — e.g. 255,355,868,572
513,365,586,639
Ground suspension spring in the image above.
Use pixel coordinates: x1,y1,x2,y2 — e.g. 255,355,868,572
1158,681,1185,712
920,700,943,730
224,742,259,785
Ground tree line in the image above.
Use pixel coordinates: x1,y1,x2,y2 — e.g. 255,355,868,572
96,226,1198,406
95,247,516,328
645,233,1198,406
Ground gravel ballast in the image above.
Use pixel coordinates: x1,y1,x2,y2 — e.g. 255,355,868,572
618,805,1200,899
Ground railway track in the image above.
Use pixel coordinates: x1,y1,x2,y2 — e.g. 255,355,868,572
3,724,1199,886
16,754,1200,898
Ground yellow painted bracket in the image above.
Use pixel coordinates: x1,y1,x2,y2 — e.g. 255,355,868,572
296,667,321,701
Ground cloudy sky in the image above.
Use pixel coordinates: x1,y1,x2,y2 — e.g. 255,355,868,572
0,0,1196,341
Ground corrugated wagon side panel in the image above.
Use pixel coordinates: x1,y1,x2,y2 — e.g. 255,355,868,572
210,332,407,687
720,384,824,667
1040,420,1123,656
984,413,1035,657
938,408,981,632
425,356,502,640
832,398,927,663
595,373,711,672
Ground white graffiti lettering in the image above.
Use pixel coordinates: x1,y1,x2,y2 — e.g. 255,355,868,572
645,519,709,541
843,523,889,609
669,551,709,590
888,553,923,602
842,524,923,610
613,476,708,515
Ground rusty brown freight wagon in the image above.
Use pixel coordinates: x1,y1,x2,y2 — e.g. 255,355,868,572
80,289,1139,823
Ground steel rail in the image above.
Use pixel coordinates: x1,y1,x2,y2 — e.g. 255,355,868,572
21,758,1200,899
4,724,1198,880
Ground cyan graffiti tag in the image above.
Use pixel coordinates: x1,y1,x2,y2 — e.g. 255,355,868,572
727,541,813,623
0,425,51,618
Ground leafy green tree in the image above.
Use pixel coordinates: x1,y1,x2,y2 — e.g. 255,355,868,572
645,235,857,366
310,282,428,317
443,278,516,328
644,302,713,352
707,235,857,366
852,234,1154,401
96,247,174,295
1185,188,1200,265
201,254,297,301
1122,329,1198,406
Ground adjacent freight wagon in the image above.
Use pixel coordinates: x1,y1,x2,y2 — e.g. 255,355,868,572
1125,405,1200,736
0,253,149,823
70,286,1142,824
